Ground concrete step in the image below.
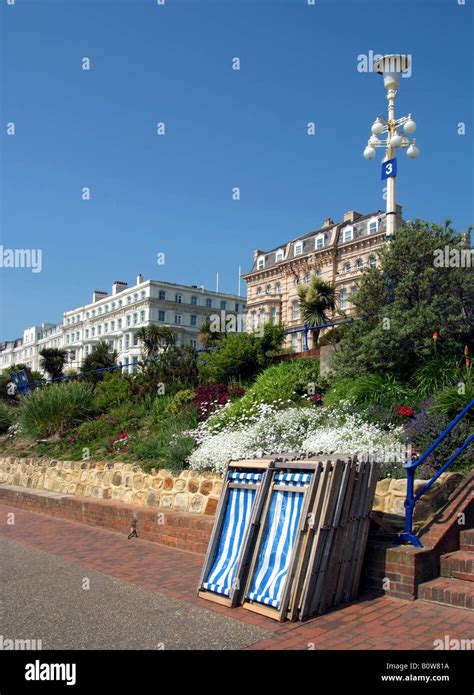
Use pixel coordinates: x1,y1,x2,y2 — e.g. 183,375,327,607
460,529,474,552
419,577,474,610
440,550,474,582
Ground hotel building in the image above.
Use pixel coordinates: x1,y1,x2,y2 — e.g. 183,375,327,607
242,207,403,352
0,275,245,375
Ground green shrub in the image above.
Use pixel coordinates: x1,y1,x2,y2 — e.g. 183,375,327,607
93,372,133,411
164,434,196,473
129,406,198,472
19,382,95,438
198,324,285,384
165,389,196,416
324,374,416,410
433,383,474,420
0,402,15,433
250,360,321,402
413,357,469,398
209,359,324,429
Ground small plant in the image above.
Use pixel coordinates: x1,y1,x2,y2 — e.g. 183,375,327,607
93,372,133,411
0,402,15,433
110,431,129,452
19,381,95,438
165,389,196,417
325,374,415,410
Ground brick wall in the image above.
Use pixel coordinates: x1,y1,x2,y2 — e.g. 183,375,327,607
0,485,214,554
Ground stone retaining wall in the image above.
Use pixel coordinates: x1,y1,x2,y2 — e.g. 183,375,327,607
0,457,221,516
0,457,462,521
372,472,463,522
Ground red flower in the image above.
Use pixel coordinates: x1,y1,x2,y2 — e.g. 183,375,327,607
432,331,438,341
397,405,415,417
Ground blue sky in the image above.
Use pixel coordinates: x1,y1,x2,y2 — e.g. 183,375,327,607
1,0,472,339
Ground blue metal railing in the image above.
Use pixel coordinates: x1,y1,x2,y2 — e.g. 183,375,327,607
283,317,364,351
396,399,474,548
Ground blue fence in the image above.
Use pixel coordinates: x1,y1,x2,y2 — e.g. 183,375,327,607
396,399,473,548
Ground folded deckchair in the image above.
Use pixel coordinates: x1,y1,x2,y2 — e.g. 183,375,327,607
197,459,275,607
243,463,321,621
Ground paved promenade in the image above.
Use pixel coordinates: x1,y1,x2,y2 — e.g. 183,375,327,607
1,505,472,650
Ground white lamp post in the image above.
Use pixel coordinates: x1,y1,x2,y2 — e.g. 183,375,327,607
363,54,420,238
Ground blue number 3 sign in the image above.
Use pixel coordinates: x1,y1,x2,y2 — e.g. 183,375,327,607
381,158,397,180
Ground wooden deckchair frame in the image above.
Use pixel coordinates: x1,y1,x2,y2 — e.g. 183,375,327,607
197,457,276,607
242,461,321,621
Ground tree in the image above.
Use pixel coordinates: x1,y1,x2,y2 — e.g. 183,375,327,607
136,325,175,359
198,319,221,348
39,348,68,380
80,341,118,381
332,220,474,380
297,276,337,344
198,324,285,384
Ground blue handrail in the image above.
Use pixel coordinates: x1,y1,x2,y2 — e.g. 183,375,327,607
396,399,474,548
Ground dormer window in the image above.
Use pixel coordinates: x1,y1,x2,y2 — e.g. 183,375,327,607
275,250,284,262
257,256,265,270
369,220,378,234
315,235,324,250
343,227,353,243
294,242,303,256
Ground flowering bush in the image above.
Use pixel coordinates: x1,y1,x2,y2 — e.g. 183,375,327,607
194,383,245,421
397,404,415,417
111,431,129,452
187,402,404,475
403,401,472,478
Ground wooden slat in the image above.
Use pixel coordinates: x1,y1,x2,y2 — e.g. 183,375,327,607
319,461,357,612
309,461,347,615
280,463,323,620
348,461,380,600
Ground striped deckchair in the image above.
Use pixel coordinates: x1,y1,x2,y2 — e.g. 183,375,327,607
244,467,320,620
198,460,275,607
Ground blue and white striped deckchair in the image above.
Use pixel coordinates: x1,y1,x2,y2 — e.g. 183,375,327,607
246,472,312,611
201,471,263,598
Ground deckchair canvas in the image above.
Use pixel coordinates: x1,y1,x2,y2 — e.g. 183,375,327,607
243,466,319,621
198,460,274,607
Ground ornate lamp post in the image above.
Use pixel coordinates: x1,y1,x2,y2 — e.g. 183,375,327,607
363,54,420,238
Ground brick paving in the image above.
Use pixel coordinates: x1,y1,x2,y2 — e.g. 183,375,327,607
1,504,472,650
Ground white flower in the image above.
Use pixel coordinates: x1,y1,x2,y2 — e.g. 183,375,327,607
186,403,404,474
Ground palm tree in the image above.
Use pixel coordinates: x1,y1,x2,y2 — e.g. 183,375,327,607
297,275,337,345
80,341,118,378
39,348,68,380
198,319,221,349
136,325,175,359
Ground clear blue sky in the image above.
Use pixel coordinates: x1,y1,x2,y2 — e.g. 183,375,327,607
1,0,472,339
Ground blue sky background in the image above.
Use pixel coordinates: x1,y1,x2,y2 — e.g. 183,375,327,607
1,0,472,339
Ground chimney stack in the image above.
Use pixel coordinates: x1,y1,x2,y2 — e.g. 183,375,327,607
322,218,334,228
112,281,128,296
136,273,144,285
343,211,362,223
92,290,108,303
